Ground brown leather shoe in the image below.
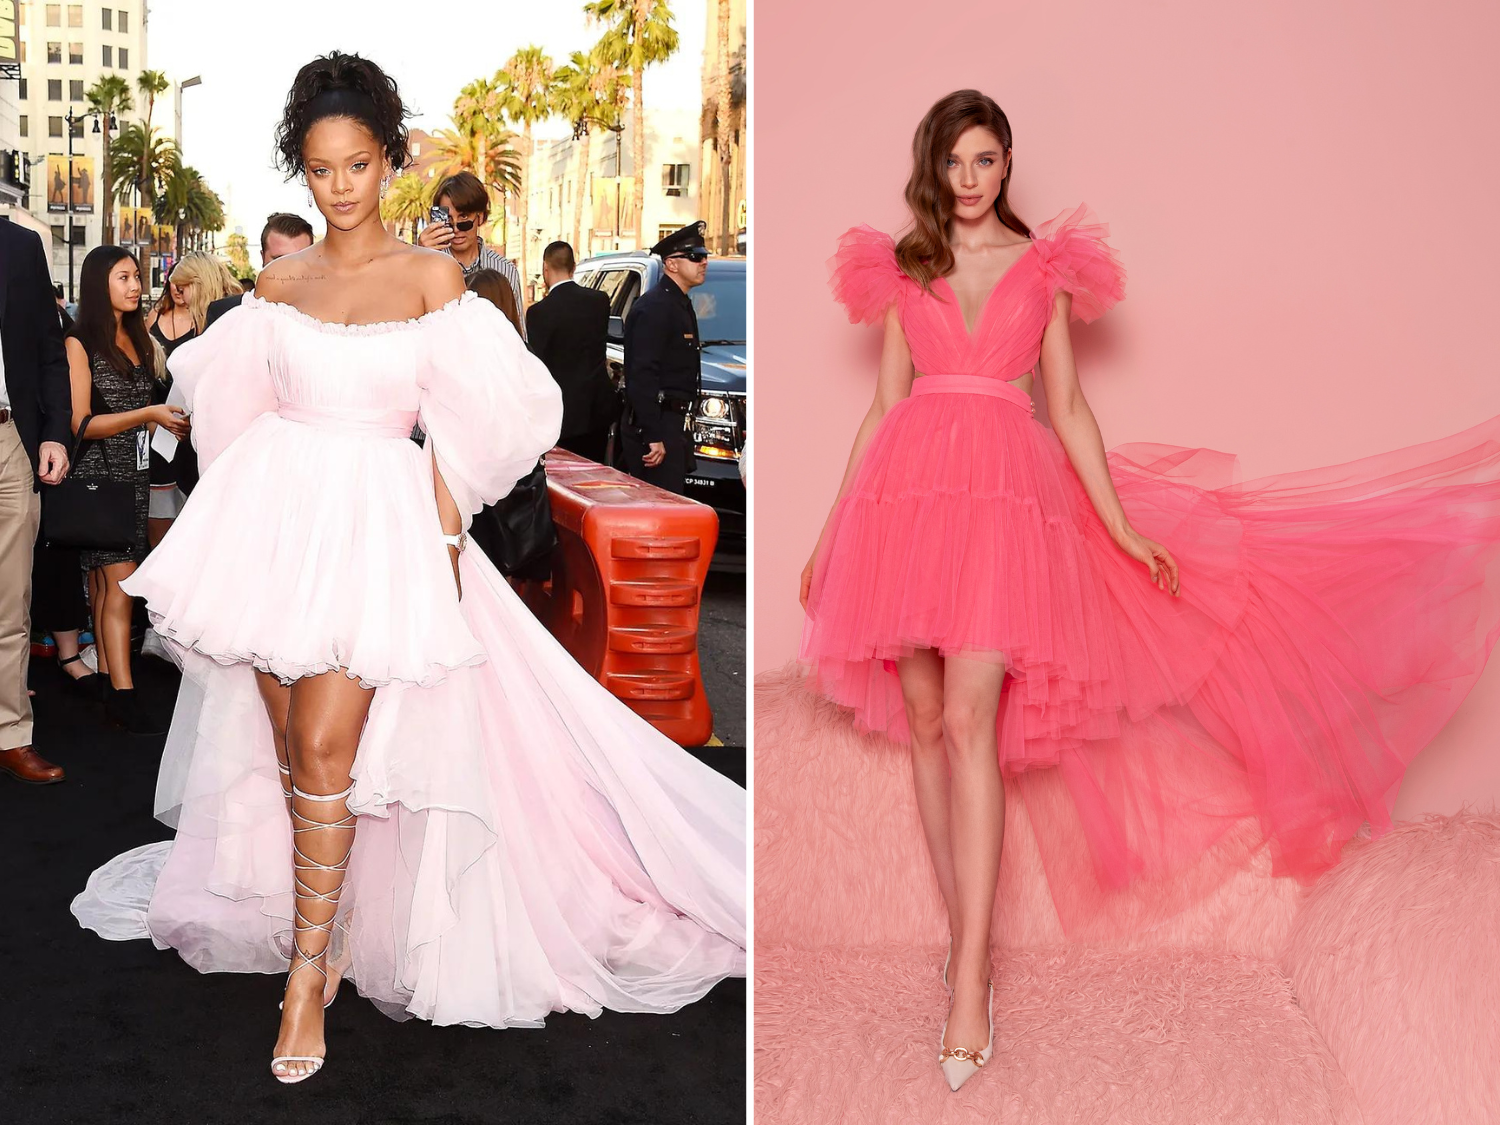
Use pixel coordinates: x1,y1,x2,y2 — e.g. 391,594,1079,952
0,745,66,785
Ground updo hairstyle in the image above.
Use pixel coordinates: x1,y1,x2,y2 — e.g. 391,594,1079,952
273,51,411,178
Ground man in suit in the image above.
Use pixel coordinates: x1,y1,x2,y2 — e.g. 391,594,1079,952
0,220,74,785
525,241,615,463
204,212,315,330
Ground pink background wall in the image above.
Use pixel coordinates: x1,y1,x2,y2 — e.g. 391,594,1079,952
752,0,1500,817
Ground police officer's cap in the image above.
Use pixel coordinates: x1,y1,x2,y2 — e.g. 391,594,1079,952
651,221,710,262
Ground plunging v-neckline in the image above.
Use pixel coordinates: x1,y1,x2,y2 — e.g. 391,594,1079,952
938,241,1036,340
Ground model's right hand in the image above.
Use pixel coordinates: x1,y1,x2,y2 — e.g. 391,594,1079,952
800,550,817,610
152,404,191,439
643,441,666,467
417,222,454,250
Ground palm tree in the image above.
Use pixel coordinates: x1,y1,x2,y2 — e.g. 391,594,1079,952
586,0,679,249
453,77,505,205
86,75,134,241
554,46,627,253
380,171,433,242
426,121,523,242
136,69,169,128
497,47,557,283
161,162,223,252
709,0,743,255
108,121,177,221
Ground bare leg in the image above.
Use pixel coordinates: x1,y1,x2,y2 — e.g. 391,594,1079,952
88,569,108,678
938,654,1007,1054
270,669,374,1082
53,630,90,679
254,671,293,815
896,649,960,940
97,561,138,689
147,516,172,549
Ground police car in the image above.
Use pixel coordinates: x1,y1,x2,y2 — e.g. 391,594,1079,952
572,251,747,571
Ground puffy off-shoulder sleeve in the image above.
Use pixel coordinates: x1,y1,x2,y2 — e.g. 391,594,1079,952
167,300,277,472
828,225,905,325
417,292,564,526
1030,203,1126,323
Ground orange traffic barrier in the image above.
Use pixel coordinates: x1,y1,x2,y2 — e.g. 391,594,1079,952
520,449,719,747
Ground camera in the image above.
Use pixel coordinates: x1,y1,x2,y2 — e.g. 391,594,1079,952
428,205,451,227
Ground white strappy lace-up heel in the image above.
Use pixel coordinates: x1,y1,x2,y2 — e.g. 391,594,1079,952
937,981,995,1093
271,779,356,1086
275,762,351,1010
941,939,953,996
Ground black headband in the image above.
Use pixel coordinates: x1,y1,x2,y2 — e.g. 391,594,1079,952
304,87,381,142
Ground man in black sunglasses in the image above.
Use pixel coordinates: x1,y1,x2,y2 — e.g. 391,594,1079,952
620,221,710,495
418,171,526,337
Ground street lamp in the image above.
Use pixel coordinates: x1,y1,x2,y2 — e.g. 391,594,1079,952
174,75,202,150
64,107,117,302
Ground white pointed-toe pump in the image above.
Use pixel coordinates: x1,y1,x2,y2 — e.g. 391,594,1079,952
937,982,995,1092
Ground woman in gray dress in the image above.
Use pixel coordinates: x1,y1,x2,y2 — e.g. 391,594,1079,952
65,246,189,733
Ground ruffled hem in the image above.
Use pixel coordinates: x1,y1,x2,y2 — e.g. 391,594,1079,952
242,290,478,336
146,610,487,691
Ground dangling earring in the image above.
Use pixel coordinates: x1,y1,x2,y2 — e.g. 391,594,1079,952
307,187,314,208
380,175,390,199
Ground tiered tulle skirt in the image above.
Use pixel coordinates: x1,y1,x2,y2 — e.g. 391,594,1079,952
801,374,1500,934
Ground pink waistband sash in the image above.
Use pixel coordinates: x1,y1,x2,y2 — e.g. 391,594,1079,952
910,374,1034,413
277,404,419,438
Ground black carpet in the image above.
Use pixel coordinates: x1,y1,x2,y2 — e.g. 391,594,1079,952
1,657,745,1125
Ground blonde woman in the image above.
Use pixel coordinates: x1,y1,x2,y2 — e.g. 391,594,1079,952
145,254,241,543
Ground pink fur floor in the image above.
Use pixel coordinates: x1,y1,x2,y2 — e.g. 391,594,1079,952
756,945,1359,1125
756,664,1500,1125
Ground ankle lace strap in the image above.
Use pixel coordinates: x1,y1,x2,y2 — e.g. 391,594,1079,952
286,781,357,986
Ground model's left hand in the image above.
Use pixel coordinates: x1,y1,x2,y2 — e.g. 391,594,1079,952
37,441,69,485
1114,527,1181,595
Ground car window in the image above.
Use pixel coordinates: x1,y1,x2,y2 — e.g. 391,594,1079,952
614,270,644,319
691,266,746,343
594,269,632,305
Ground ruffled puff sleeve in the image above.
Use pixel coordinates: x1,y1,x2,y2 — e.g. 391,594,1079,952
417,292,564,527
167,299,277,472
1030,203,1126,324
827,225,906,325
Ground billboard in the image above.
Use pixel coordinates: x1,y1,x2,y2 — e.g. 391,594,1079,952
153,225,172,256
118,206,152,246
0,2,18,71
590,177,636,238
45,155,95,213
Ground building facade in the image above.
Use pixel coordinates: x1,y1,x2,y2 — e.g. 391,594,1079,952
700,0,745,256
12,0,150,291
511,106,702,300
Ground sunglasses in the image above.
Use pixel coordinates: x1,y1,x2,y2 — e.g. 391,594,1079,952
668,248,710,262
450,218,477,232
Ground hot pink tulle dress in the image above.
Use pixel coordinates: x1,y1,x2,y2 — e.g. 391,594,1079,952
71,291,745,1027
800,204,1500,934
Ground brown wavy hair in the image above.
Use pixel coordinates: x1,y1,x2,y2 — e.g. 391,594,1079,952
895,90,1031,291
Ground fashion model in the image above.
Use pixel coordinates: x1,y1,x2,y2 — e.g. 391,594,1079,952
72,53,746,1085
797,89,1500,1091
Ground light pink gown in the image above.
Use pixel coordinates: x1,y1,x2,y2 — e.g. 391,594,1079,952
72,291,746,1027
801,204,1500,936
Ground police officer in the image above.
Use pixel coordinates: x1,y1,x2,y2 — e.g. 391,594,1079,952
620,221,709,495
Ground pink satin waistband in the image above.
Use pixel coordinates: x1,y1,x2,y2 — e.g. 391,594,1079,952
277,404,418,438
910,374,1034,413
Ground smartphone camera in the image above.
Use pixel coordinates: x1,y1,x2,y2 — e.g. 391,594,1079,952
429,205,452,226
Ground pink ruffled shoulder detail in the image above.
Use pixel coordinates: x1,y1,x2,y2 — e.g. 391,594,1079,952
827,225,906,325
1030,203,1126,323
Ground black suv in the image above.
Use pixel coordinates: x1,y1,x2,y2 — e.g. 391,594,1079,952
571,252,747,571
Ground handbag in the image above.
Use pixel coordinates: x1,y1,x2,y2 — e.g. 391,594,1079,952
43,386,139,552
468,458,558,580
